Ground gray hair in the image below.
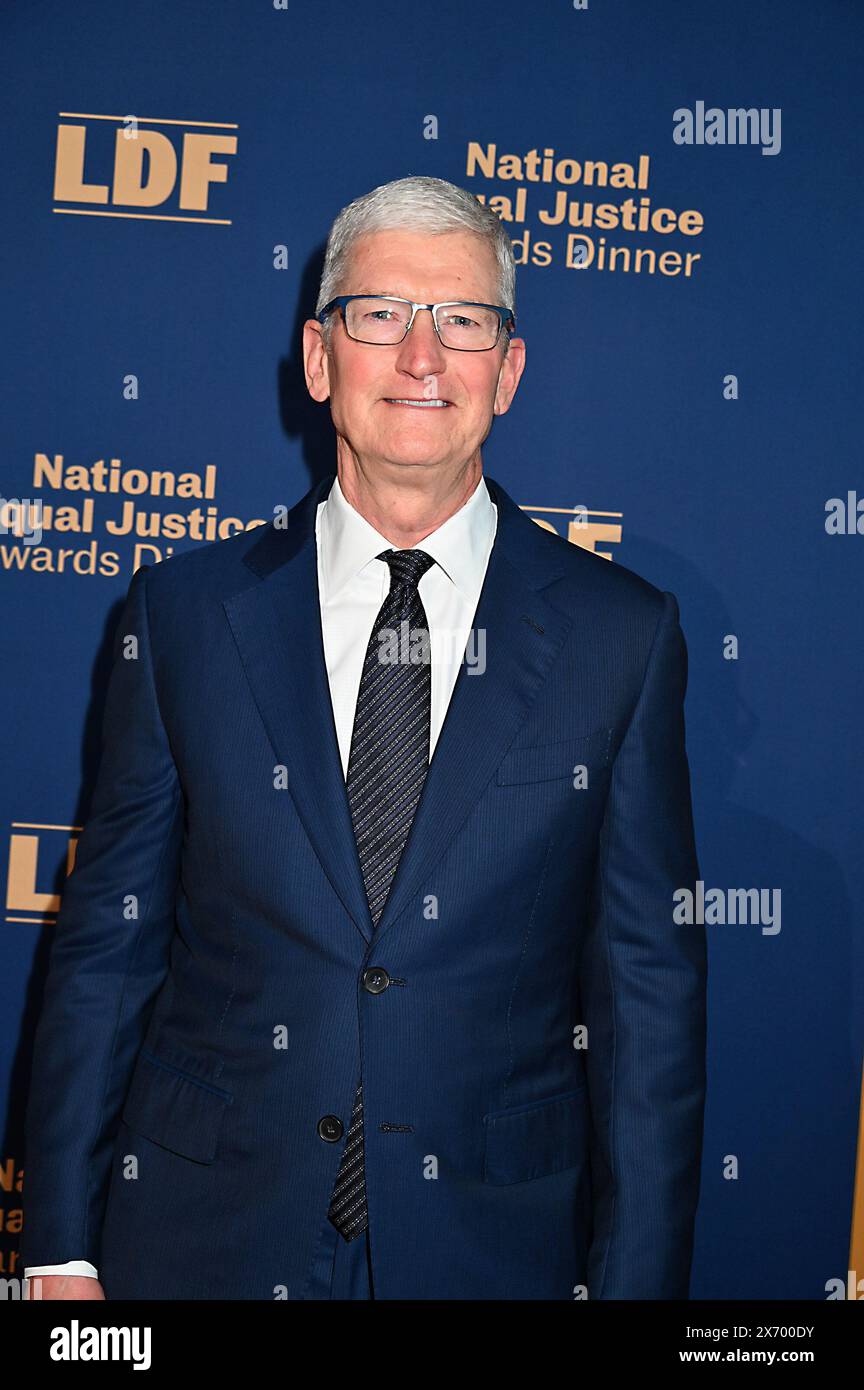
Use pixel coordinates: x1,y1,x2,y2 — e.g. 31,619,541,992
314,175,516,355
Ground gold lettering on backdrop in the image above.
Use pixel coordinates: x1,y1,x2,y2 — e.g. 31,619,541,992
466,142,705,278
466,143,651,187
0,455,267,575
33,456,218,498
53,113,238,224
521,505,623,562
112,128,177,207
5,824,81,924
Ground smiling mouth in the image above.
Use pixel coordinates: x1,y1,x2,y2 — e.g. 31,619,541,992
383,398,451,408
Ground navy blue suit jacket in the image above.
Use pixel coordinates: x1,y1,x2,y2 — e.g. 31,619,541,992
21,471,707,1299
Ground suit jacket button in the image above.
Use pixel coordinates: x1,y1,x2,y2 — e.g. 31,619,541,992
362,966,390,994
318,1115,344,1142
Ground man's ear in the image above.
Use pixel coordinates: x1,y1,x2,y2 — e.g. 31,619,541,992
302,319,332,403
493,337,526,416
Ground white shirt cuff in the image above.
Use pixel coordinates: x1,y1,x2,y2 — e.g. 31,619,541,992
25,1261,99,1279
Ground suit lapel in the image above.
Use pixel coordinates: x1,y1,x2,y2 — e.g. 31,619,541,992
223,474,375,943
223,471,573,948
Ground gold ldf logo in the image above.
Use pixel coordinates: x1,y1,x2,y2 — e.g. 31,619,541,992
53,112,238,224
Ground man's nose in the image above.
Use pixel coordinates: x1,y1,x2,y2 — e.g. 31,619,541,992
395,308,447,369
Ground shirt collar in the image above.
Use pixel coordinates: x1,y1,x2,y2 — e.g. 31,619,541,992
318,472,497,603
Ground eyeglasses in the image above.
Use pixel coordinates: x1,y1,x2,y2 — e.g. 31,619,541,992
317,295,516,351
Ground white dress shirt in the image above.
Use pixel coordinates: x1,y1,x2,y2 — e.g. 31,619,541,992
25,471,498,1285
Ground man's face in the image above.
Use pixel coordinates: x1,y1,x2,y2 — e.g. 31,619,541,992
303,229,526,481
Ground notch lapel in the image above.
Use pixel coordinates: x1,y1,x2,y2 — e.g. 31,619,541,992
223,474,375,943
371,476,573,944
222,472,573,949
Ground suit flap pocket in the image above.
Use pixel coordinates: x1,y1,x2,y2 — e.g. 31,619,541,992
496,729,612,785
482,1083,588,1185
121,1048,233,1165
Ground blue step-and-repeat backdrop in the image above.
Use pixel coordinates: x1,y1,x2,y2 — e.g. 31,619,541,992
2,0,862,1299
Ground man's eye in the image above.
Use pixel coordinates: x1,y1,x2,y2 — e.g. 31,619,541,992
368,309,394,321
446,314,477,329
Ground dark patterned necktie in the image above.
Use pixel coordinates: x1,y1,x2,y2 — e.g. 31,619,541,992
326,547,437,1241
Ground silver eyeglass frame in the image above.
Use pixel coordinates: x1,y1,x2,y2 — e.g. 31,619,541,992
317,295,516,351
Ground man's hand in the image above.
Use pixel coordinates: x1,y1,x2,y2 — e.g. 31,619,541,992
25,1275,106,1300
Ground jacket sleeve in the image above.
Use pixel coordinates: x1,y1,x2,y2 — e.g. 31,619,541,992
20,562,183,1271
579,589,708,1299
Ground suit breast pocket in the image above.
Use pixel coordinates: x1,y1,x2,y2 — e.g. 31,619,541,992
482,1081,589,1185
120,1047,233,1165
496,727,613,786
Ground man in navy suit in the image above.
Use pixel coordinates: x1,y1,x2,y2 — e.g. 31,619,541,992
22,175,706,1300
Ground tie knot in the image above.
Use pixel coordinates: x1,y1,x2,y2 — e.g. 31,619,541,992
379,548,436,592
